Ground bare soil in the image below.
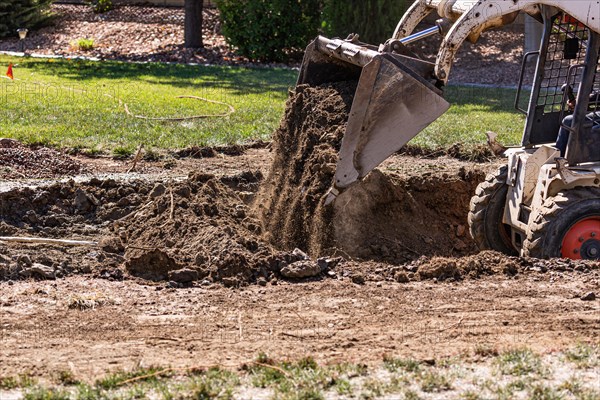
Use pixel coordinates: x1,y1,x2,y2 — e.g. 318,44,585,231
1,81,599,381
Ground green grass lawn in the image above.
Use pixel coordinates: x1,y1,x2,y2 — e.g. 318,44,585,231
0,55,525,155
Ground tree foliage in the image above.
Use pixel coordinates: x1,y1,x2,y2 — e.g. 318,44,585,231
0,0,54,39
215,0,321,62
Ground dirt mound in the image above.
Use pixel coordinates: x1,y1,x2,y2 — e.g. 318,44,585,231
118,173,285,287
256,83,485,263
0,175,295,286
0,139,86,179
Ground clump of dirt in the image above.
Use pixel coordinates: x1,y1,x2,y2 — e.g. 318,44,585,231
255,82,357,256
416,251,523,280
256,83,485,264
0,139,86,179
117,173,290,287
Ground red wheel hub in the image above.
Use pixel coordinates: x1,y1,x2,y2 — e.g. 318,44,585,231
561,217,600,260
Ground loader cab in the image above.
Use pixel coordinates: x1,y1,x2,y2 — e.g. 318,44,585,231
516,11,600,164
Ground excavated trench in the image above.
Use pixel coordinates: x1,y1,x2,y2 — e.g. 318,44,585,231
2,83,594,286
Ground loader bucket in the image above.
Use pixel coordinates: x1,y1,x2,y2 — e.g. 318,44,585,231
297,36,450,203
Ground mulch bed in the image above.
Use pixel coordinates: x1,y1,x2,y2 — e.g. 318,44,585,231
0,4,525,84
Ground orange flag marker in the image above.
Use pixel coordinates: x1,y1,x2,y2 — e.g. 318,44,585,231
6,63,14,80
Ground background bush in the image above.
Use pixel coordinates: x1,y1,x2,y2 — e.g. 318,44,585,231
89,0,114,14
216,0,321,62
322,0,411,44
0,0,54,39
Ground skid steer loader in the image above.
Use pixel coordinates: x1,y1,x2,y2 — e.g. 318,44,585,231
297,0,600,260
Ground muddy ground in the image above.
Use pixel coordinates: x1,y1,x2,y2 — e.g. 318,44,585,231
1,83,599,381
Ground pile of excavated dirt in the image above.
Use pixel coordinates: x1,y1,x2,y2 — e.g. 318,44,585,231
256,83,486,264
0,138,86,179
119,172,287,287
0,171,597,285
0,172,309,287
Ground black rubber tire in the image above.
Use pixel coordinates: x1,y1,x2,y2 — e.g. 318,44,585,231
522,187,600,259
468,165,518,255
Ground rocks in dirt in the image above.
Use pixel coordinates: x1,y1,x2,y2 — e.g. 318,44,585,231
19,263,56,280
149,183,167,199
0,140,86,180
168,268,200,284
418,260,462,281
280,261,321,279
125,249,179,281
581,292,596,301
98,237,124,254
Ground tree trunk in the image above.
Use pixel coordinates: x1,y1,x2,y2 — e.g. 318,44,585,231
184,0,203,48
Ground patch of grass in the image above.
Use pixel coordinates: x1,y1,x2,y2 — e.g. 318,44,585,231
246,355,345,400
494,348,546,377
23,386,70,400
460,390,482,400
0,55,295,152
2,373,39,389
95,366,165,390
473,344,499,358
112,146,135,159
419,370,453,393
334,378,352,395
528,384,564,400
188,367,239,400
0,55,524,155
403,389,422,400
564,343,600,369
413,85,525,150
360,378,386,399
0,376,19,390
70,38,95,51
54,370,79,386
75,383,105,400
383,356,421,373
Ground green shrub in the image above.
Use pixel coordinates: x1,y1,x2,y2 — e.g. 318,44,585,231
322,0,411,44
216,0,322,62
0,0,54,39
89,0,114,14
70,38,95,51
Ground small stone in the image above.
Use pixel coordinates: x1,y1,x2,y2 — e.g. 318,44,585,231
20,263,56,280
270,278,278,286
317,257,340,271
149,183,166,199
292,248,309,261
280,261,321,279
581,292,596,301
167,280,181,288
394,271,410,283
74,189,94,212
7,280,14,286
168,268,199,283
200,279,212,287
351,275,365,285
17,254,32,267
257,277,268,286
327,270,337,278
98,237,124,254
